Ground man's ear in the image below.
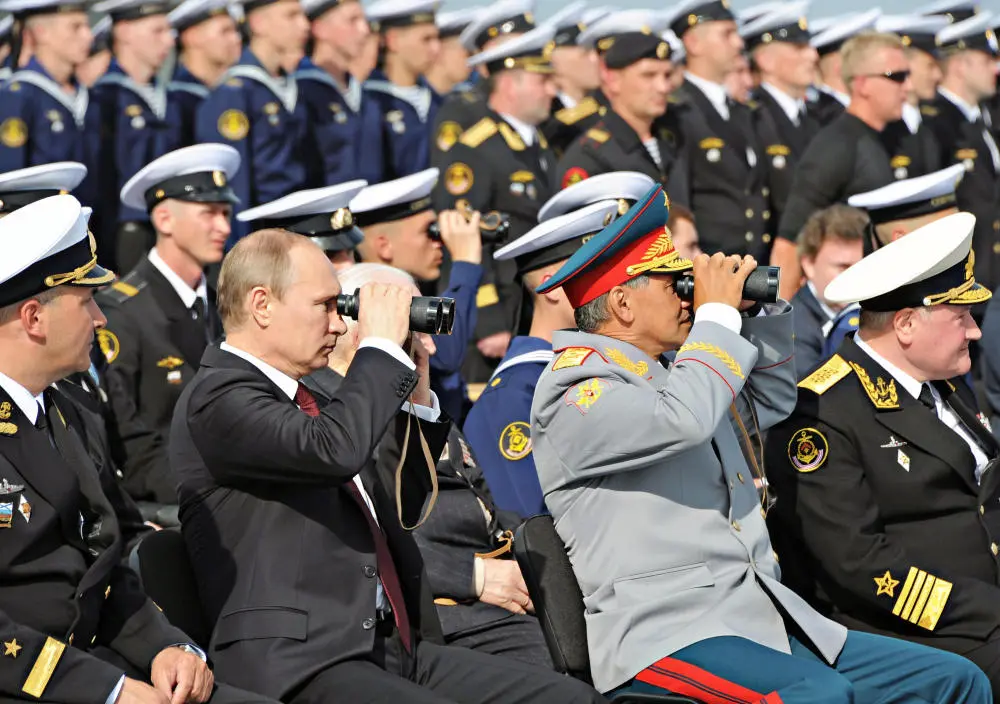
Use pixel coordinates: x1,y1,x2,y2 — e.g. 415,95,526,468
800,255,816,281
374,233,394,264
247,286,273,328
151,203,173,237
606,285,635,324
18,299,47,339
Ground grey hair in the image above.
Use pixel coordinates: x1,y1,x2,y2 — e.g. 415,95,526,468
0,288,62,326
858,306,932,333
574,275,650,333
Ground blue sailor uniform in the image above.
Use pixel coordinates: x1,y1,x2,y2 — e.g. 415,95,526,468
364,68,442,179
462,335,553,518
169,62,210,147
0,59,100,206
296,57,385,186
196,48,310,246
90,59,187,226
430,260,482,422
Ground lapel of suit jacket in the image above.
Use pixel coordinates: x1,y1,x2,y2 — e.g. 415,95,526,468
759,90,808,154
141,257,210,368
839,339,979,491
682,80,750,164
931,380,1000,500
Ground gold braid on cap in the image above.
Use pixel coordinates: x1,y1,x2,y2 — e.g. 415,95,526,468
44,232,101,287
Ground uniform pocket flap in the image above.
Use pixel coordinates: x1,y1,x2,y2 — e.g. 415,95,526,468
613,563,715,603
214,606,308,645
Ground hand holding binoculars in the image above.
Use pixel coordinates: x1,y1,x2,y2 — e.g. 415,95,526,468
336,289,456,335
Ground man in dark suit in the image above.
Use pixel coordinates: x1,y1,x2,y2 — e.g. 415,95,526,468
0,194,267,704
308,262,551,666
771,31,904,300
170,228,605,703
766,212,1000,697
98,145,236,515
742,7,820,241
556,20,688,201
669,0,770,259
923,15,1000,292
789,204,866,378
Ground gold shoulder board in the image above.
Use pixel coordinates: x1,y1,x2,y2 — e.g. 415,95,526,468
459,118,498,148
586,129,610,143
555,97,599,125
798,354,853,395
112,281,140,297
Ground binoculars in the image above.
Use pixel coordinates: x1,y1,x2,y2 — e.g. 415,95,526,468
427,201,510,244
336,289,456,335
674,266,781,303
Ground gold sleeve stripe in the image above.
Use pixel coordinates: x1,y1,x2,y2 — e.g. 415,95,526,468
910,575,936,624
918,579,953,631
892,567,918,616
22,637,65,697
901,570,927,621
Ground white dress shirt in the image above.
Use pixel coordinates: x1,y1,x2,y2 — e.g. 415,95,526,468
762,83,805,126
817,83,850,107
937,87,1000,171
855,336,990,482
901,102,922,135
147,247,208,312
499,112,537,147
685,71,730,120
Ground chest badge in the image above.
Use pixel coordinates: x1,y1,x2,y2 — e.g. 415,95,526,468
18,495,30,523
787,427,829,473
874,570,899,597
46,109,64,134
881,436,906,449
499,422,532,461
126,104,145,130
897,449,911,472
0,502,12,528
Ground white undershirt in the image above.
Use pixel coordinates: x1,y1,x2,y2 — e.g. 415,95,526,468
762,83,805,126
147,247,207,311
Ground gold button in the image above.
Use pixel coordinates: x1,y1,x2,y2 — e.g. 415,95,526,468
91,635,97,645
762,187,770,197
68,633,74,645
762,233,772,244
731,519,741,532
763,210,771,220
745,232,754,241
992,542,998,556
745,208,754,218
104,585,111,599
738,472,745,483
993,242,1000,254
993,219,1000,231
980,505,985,516
773,550,779,562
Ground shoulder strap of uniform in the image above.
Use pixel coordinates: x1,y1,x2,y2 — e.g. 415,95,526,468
798,354,853,395
554,96,600,125
585,128,610,143
102,270,148,303
459,117,498,148
491,350,555,380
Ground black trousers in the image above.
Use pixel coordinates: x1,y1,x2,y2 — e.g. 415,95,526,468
290,627,607,704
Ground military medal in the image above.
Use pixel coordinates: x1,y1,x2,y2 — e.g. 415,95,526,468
706,148,720,162
0,502,12,528
18,495,30,523
897,450,910,472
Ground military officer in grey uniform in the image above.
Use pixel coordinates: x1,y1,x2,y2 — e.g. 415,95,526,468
529,182,991,702
97,145,236,513
767,212,1000,698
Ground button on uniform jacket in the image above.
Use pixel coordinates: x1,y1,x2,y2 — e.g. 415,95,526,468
530,307,851,693
171,345,451,700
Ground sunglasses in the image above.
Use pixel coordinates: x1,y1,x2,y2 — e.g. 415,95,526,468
861,69,911,84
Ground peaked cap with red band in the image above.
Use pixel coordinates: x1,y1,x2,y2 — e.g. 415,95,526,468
536,183,692,308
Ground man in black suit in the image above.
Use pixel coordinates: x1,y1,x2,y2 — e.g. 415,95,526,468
772,31,904,300
170,228,605,703
0,194,266,704
766,212,1000,697
98,145,236,513
923,15,1000,292
308,262,551,666
668,0,770,259
556,22,688,201
742,7,820,241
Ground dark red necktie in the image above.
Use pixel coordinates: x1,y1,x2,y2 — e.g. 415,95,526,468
294,383,412,651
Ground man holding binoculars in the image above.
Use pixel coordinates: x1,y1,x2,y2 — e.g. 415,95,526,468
530,185,988,702
170,228,603,703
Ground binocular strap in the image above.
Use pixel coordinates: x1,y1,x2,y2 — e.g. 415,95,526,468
395,406,439,531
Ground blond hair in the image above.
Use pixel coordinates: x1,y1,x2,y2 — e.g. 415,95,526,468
216,228,303,332
841,32,904,87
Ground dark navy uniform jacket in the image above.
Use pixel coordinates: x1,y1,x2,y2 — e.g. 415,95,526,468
462,335,554,518
0,59,100,206
430,261,482,423
169,63,210,148
89,59,187,226
296,57,385,186
196,48,310,246
364,68,442,179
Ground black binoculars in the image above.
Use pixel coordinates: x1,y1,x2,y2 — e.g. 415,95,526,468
427,202,510,244
336,289,456,335
674,266,781,303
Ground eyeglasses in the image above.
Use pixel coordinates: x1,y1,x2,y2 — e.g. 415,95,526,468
860,69,911,84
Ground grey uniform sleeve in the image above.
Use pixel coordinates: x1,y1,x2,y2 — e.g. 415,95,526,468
733,301,797,433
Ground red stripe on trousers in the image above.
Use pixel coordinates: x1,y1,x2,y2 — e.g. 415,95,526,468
634,658,784,704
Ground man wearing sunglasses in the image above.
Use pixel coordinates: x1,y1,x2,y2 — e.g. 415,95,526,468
923,13,1000,293
772,31,906,300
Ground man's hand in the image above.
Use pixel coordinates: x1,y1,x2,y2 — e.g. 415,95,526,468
478,558,534,615
150,647,214,704
476,331,511,359
410,333,433,407
117,678,169,704
437,209,482,264
357,282,413,346
691,253,757,312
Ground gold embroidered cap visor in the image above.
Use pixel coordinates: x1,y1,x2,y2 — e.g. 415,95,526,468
0,196,114,309
824,211,991,312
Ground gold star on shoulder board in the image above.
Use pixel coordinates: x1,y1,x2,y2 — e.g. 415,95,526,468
4,638,21,657
874,570,899,598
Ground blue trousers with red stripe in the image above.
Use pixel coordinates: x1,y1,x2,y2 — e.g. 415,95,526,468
609,631,990,703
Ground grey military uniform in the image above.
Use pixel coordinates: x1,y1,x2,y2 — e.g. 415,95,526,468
529,305,849,693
